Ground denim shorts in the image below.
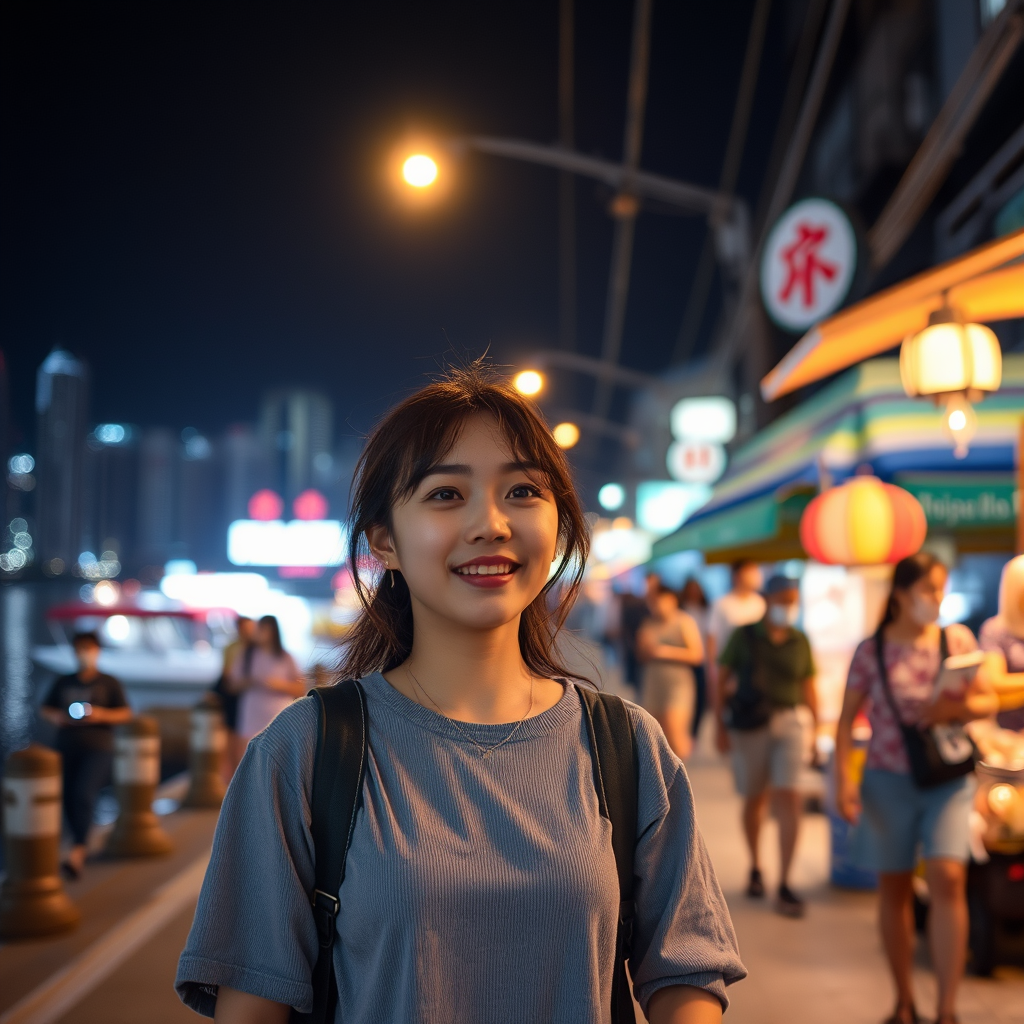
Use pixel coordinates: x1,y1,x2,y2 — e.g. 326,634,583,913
857,768,973,873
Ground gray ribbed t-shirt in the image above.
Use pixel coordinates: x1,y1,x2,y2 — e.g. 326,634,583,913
175,674,745,1021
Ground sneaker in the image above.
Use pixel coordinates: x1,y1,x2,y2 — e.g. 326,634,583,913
775,884,805,918
746,869,765,899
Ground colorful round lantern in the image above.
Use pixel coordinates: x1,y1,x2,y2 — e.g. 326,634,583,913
799,477,927,565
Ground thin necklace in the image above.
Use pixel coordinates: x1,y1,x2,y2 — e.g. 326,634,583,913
405,664,535,760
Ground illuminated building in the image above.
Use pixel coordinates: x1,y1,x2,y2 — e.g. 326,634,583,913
35,348,89,572
259,390,333,507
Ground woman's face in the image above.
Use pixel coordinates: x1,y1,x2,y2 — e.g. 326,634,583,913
895,565,947,626
374,413,561,634
256,621,275,648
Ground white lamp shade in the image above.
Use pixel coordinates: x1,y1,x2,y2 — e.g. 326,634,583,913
900,321,1002,397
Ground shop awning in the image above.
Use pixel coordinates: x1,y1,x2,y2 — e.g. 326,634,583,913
761,227,1024,401
653,356,1024,562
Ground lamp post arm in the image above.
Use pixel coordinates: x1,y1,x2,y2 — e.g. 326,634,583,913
453,136,733,218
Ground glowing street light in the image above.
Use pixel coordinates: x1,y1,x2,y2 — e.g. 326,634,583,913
402,154,438,188
513,370,544,396
552,422,580,449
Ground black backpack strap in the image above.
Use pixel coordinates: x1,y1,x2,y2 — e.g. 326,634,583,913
578,687,638,1024
292,680,367,1024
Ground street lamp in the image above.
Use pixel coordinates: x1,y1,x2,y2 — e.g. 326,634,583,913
513,370,544,396
402,154,438,188
552,422,580,449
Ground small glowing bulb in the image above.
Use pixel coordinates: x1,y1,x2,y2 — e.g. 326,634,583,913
553,422,580,449
402,154,438,188
988,784,1019,820
947,409,967,431
513,370,544,396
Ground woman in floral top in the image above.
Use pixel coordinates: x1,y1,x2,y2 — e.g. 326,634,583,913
834,553,997,1024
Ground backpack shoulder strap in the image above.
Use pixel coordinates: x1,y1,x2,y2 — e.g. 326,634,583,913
578,686,638,1024
293,679,367,1024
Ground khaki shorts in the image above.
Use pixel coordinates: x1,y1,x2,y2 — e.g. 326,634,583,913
729,707,805,798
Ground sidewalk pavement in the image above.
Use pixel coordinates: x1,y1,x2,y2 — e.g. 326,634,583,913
685,731,1024,1024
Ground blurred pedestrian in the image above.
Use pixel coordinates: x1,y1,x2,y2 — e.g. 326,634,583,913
228,615,306,742
979,554,1024,725
835,553,998,1024
39,631,132,879
214,615,255,777
706,560,765,722
715,576,817,918
177,365,745,1022
680,577,710,740
619,571,659,694
637,582,704,759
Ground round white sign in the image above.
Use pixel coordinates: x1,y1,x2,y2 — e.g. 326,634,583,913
666,440,727,485
760,198,857,332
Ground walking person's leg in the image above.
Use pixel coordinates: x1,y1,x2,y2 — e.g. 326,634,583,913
730,727,771,897
772,789,802,887
878,871,917,1023
924,858,967,1023
60,745,88,877
64,747,113,875
769,709,807,916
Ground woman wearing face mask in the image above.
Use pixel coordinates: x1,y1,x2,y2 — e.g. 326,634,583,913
835,552,997,1024
176,363,744,1024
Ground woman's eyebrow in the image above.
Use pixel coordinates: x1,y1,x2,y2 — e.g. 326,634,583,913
421,460,541,477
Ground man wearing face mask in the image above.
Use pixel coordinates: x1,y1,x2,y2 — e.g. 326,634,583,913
716,575,818,918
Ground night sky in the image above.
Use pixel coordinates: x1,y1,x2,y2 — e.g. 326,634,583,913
2,1,791,448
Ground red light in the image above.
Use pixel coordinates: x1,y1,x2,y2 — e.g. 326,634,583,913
248,489,283,521
1008,863,1024,882
293,489,328,521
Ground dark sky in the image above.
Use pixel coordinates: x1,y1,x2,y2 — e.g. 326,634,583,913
2,1,790,447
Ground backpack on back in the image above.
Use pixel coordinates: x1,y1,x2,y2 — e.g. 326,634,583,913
290,679,638,1024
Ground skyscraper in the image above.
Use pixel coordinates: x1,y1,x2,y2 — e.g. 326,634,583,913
259,390,333,512
136,427,177,572
35,348,89,572
82,423,139,571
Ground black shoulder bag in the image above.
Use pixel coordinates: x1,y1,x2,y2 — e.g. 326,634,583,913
294,681,638,1024
874,627,977,789
725,625,773,731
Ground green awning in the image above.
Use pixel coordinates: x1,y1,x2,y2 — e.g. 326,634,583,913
652,489,812,563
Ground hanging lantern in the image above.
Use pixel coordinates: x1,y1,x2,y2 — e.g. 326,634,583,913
800,476,927,566
899,306,1002,458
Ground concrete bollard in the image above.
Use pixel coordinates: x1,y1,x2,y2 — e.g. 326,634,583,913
105,717,174,857
182,694,226,809
0,744,80,938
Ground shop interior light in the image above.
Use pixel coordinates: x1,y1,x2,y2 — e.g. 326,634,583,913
899,305,1002,459
598,483,626,511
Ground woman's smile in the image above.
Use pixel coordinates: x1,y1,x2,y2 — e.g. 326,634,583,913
451,555,522,587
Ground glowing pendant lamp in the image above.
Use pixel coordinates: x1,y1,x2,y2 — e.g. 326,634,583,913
899,305,1002,458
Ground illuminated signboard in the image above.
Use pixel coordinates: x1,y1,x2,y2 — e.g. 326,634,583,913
635,482,712,537
227,520,347,567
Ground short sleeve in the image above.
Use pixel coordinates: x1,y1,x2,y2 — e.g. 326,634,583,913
718,627,747,670
42,677,66,708
946,622,978,656
175,698,321,1017
979,617,1004,654
627,707,746,1012
846,638,877,696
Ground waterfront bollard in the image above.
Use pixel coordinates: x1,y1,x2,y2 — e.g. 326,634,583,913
0,745,80,938
182,694,226,809
105,717,174,857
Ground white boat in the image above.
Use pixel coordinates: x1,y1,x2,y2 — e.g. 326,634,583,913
33,602,223,711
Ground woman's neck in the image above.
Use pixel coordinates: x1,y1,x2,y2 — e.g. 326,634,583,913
387,600,561,723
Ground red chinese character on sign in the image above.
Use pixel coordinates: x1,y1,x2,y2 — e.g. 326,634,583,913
778,222,837,309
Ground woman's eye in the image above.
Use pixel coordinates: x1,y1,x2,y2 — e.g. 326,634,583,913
429,488,462,501
508,484,541,499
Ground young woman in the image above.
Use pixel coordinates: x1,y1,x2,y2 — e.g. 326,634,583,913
228,614,306,742
637,583,705,760
680,577,710,739
835,553,997,1024
176,365,744,1024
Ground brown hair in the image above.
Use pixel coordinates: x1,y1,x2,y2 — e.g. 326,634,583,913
338,362,590,680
